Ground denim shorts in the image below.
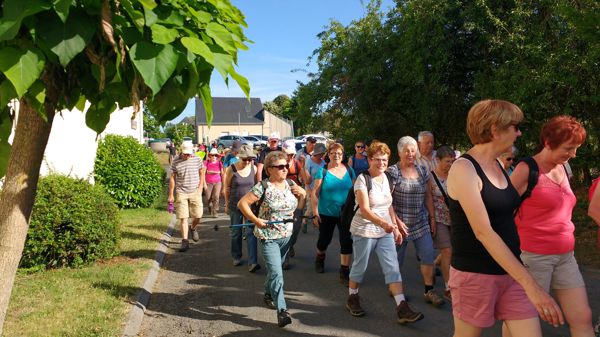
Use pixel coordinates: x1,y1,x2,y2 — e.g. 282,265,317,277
349,234,402,284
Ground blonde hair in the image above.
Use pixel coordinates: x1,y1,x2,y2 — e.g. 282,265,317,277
466,99,524,144
367,141,391,159
264,151,288,168
328,142,344,155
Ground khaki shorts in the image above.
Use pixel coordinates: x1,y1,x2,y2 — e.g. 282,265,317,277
433,222,451,249
521,250,585,291
175,190,203,219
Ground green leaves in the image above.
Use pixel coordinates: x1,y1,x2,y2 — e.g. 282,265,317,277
38,9,96,67
85,99,117,134
0,0,51,41
206,22,237,53
129,41,179,96
0,47,45,98
181,36,215,65
151,24,179,44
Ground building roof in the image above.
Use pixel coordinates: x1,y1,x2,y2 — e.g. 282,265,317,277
195,97,264,125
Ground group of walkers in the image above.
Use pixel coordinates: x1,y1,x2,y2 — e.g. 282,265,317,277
167,99,597,336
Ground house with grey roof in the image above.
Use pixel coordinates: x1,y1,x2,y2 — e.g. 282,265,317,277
195,97,294,144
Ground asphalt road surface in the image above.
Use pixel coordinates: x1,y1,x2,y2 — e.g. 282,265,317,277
137,213,600,337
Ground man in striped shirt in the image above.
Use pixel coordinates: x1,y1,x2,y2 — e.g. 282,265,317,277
168,142,205,252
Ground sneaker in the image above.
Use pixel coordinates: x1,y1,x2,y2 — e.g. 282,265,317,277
443,289,452,302
233,259,242,266
248,264,261,273
263,293,276,310
282,256,290,270
396,300,424,324
346,293,365,317
277,309,292,327
289,246,295,258
189,225,199,242
315,254,325,273
424,289,445,307
179,239,189,252
339,266,350,286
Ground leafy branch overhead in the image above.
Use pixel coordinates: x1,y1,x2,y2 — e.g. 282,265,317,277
0,0,251,168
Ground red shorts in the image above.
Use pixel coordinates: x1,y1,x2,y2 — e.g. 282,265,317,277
449,267,538,327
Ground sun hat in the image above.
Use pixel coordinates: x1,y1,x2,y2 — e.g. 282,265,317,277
268,132,280,140
282,140,296,154
238,144,256,158
209,148,219,155
182,142,194,154
312,143,327,155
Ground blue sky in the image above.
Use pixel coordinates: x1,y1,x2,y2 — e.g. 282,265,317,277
175,0,394,122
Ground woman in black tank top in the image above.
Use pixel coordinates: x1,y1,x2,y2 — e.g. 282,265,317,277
446,100,564,336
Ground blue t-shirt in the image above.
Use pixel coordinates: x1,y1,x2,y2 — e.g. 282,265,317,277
305,158,326,189
315,166,355,217
351,155,369,176
223,154,239,168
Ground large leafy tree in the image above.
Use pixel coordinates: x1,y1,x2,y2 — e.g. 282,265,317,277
0,0,250,332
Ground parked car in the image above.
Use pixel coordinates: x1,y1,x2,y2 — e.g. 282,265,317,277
242,135,266,149
295,134,329,143
215,135,255,149
159,137,172,147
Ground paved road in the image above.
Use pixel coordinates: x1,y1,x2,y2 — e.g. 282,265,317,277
137,214,600,337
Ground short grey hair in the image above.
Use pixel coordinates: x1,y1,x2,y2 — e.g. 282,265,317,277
417,131,434,142
264,151,288,168
397,136,418,153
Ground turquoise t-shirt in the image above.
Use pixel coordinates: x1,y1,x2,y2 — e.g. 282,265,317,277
315,166,355,217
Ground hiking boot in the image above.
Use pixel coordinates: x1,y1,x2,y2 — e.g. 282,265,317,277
179,239,189,252
233,259,242,266
189,225,199,242
443,289,452,302
277,309,292,327
282,255,291,270
339,266,350,286
396,300,424,324
263,293,276,310
248,264,261,273
346,293,365,317
315,253,325,273
424,289,445,307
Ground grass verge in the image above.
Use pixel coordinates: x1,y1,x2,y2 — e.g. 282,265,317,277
4,206,171,337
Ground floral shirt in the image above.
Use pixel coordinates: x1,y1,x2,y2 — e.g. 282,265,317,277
430,173,451,226
251,180,298,240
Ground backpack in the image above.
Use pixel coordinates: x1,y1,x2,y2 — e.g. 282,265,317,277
339,171,394,229
250,178,295,217
589,177,600,201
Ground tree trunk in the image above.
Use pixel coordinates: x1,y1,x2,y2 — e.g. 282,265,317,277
0,99,54,334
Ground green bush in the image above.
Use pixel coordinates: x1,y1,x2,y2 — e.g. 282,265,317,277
21,175,120,271
95,135,164,208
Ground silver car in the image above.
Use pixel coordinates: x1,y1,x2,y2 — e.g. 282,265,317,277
216,135,255,149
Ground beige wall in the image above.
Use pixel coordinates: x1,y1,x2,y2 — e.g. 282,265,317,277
196,111,294,144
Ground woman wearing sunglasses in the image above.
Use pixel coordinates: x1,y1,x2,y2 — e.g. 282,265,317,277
204,148,225,217
224,145,260,272
499,146,518,175
238,151,306,328
311,143,356,284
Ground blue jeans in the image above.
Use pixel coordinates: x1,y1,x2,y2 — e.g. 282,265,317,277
396,233,435,270
260,236,291,311
230,209,258,265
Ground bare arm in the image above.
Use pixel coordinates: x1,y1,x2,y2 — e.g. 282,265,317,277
311,178,322,227
237,191,267,228
168,173,176,203
256,163,264,181
223,166,233,210
448,159,563,326
588,184,600,226
509,161,530,196
199,167,206,190
425,179,436,236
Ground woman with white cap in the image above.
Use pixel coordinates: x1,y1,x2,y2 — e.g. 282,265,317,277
204,148,225,217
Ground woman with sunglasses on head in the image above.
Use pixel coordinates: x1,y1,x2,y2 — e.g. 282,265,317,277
507,115,592,337
499,146,518,175
224,145,260,272
348,140,369,176
238,151,306,328
204,148,225,217
311,143,356,284
447,99,563,337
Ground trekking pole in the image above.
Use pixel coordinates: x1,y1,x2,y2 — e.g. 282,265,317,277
229,218,295,228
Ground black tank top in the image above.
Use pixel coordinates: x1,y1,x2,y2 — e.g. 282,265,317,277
449,154,521,275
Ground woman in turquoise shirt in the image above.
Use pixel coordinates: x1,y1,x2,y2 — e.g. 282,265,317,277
311,142,356,284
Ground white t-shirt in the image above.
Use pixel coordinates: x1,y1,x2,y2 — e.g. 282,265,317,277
350,173,393,238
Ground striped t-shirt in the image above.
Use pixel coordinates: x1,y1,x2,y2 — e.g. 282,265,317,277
171,155,203,194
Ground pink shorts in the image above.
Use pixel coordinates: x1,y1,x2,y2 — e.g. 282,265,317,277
449,267,538,328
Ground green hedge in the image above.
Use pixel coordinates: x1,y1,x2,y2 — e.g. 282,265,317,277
95,135,164,208
21,175,120,271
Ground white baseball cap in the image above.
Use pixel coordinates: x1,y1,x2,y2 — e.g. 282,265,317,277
182,142,194,154
282,140,296,154
268,132,280,140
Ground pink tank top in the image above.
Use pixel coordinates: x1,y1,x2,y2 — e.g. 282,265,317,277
515,172,576,254
204,160,222,184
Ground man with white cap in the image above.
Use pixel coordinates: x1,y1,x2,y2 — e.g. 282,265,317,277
168,142,205,252
256,131,282,181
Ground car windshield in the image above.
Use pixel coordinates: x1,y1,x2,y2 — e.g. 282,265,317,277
243,136,257,141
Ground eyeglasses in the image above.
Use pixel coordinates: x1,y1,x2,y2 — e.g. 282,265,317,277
270,164,289,170
355,145,364,148
269,139,278,143
330,152,343,157
505,157,514,161
241,158,253,162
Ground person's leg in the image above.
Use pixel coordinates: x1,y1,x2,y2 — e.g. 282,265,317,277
179,218,189,239
288,209,303,249
453,316,484,337
396,240,409,270
555,287,594,337
346,235,374,317
188,189,204,225
315,214,336,273
230,209,244,262
261,238,288,311
211,182,222,214
503,318,542,337
205,183,216,214
414,233,443,306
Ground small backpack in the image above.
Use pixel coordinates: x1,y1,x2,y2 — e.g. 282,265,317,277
339,171,394,229
250,178,295,217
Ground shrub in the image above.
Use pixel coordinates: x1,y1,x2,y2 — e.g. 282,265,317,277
21,175,120,271
95,135,164,208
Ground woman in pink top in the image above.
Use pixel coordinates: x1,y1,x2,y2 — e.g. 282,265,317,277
510,116,593,337
204,148,225,217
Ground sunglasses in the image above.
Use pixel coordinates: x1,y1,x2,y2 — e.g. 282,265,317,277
270,164,289,170
505,157,514,161
241,158,253,162
355,145,364,148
